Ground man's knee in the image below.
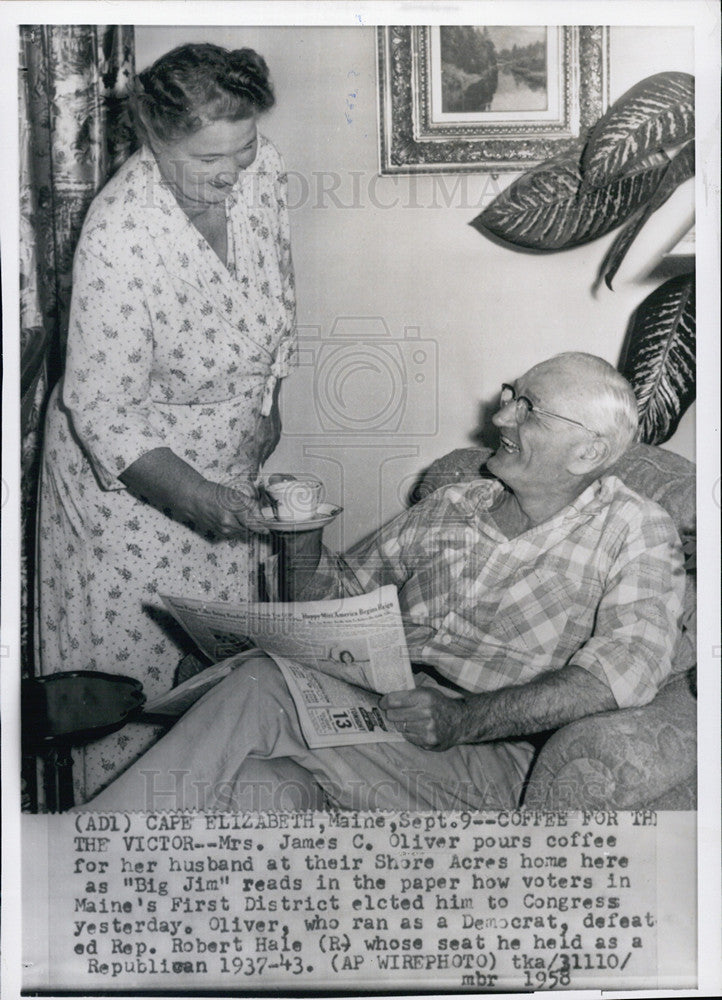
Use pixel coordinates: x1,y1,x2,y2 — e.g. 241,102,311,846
197,654,290,714
227,757,326,812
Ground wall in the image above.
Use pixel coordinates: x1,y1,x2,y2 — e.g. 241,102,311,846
136,25,695,547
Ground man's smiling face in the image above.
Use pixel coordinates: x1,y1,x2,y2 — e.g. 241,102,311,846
486,363,592,496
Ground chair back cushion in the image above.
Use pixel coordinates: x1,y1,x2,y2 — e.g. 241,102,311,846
606,442,695,537
606,444,697,677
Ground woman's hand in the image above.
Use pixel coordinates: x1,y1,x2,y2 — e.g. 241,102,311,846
188,478,269,539
120,448,268,539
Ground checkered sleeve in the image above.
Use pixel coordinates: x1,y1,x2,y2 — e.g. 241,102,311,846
294,547,369,600
295,490,454,602
570,502,686,707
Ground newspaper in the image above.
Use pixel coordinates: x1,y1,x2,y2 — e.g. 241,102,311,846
156,585,415,747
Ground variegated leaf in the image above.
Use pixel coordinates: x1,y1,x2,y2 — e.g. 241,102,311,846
471,148,668,251
582,72,694,188
620,274,695,445
599,140,695,289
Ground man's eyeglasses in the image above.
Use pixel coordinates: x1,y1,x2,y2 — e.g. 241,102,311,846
500,384,598,436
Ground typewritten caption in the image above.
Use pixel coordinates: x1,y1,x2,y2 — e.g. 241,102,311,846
23,810,696,991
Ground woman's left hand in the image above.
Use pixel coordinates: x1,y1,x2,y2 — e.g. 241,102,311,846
188,477,269,537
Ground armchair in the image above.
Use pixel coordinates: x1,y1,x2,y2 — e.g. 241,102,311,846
413,442,697,811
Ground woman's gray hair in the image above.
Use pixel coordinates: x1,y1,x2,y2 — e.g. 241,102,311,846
545,353,640,468
132,43,275,146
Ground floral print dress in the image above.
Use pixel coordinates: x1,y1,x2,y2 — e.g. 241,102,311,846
35,136,296,802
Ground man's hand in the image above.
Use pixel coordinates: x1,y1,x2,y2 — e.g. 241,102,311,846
380,665,618,751
379,687,468,751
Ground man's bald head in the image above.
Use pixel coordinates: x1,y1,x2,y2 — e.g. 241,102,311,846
526,353,639,469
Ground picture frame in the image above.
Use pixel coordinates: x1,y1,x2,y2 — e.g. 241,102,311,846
377,25,609,173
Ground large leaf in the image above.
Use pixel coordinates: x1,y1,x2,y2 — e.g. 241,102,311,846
471,148,668,251
582,72,694,188
620,274,695,444
598,140,695,289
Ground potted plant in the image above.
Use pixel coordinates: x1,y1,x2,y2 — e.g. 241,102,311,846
471,72,695,445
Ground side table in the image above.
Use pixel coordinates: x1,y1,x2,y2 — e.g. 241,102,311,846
22,670,146,812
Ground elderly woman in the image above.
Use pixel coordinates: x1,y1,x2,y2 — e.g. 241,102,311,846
35,43,296,801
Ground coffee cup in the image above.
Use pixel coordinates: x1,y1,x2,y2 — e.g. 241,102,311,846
266,475,324,522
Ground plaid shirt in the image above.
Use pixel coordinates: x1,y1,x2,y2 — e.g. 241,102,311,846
297,476,685,708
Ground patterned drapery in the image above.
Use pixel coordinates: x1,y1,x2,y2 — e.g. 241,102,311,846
19,25,137,676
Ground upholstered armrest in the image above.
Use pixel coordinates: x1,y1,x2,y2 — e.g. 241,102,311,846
523,671,697,811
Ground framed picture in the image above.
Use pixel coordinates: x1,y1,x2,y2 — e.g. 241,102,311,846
377,25,609,173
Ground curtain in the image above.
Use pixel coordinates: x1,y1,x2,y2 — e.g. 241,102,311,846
19,25,137,677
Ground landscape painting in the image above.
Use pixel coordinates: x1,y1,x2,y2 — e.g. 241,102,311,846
439,26,548,113
377,26,609,172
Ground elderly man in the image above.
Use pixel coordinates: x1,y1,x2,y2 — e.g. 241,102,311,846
85,353,685,812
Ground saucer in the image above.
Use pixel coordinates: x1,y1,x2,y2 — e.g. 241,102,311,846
256,502,343,533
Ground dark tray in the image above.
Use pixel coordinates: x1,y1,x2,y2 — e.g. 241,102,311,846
22,670,146,749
